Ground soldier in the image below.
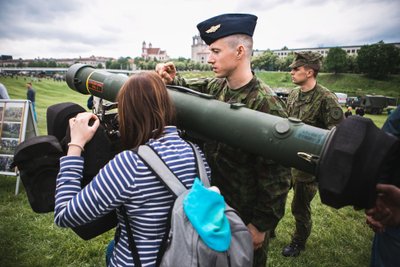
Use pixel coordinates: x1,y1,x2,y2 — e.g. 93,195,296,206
282,51,344,257
156,13,291,267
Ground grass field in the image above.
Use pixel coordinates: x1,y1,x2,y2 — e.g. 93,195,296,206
0,72,395,267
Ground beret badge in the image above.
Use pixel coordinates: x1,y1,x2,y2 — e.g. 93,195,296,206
205,24,221,34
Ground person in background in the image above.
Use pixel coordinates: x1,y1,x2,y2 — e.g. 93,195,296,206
26,82,37,122
54,72,211,267
282,51,344,257
345,106,353,118
156,13,290,267
0,82,10,99
366,105,400,267
355,107,365,117
87,95,94,110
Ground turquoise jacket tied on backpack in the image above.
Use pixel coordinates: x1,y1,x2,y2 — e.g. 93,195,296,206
183,178,231,252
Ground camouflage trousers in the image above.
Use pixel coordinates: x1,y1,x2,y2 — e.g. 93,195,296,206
252,230,272,267
291,177,318,246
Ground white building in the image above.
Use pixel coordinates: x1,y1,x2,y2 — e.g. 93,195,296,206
141,41,169,61
253,42,400,58
191,35,210,64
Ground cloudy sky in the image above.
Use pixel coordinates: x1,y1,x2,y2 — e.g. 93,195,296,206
0,0,399,60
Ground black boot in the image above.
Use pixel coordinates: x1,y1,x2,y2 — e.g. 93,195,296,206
282,242,305,257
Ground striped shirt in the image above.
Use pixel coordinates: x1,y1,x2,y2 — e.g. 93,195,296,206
54,126,211,267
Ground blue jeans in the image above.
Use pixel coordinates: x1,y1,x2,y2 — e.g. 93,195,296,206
105,240,115,266
370,227,400,267
31,102,37,122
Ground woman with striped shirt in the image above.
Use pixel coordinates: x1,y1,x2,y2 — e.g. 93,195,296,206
54,71,211,266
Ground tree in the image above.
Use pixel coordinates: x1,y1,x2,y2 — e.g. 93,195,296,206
277,52,295,71
346,55,359,73
105,60,113,69
251,50,279,71
47,61,57,67
175,61,186,71
117,57,129,70
16,61,25,68
325,47,348,74
357,41,400,79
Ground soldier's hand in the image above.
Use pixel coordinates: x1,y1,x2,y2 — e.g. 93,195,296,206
156,62,176,84
247,223,266,250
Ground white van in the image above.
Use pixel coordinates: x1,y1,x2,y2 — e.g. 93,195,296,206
334,92,347,105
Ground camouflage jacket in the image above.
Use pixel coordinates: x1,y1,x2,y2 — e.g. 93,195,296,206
287,83,344,181
286,83,344,130
172,74,290,232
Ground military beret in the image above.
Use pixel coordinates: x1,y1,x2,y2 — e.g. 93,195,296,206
197,13,258,45
289,51,323,71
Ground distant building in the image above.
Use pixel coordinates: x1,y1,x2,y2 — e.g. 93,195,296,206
253,42,400,58
141,41,169,61
191,36,400,63
55,55,113,68
0,55,113,68
1,55,12,60
191,35,210,64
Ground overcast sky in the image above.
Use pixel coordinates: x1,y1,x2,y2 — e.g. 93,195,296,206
1,0,399,60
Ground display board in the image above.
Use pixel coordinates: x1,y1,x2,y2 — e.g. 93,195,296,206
0,100,38,193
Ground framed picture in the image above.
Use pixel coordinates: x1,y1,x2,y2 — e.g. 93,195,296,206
0,100,38,175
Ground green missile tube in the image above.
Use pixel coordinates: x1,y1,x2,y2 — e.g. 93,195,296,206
66,63,330,174
66,64,400,209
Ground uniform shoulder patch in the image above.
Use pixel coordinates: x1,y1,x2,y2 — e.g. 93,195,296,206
330,107,343,120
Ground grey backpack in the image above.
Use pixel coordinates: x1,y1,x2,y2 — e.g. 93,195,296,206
132,142,254,267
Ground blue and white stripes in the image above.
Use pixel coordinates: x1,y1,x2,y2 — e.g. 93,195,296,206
54,126,210,267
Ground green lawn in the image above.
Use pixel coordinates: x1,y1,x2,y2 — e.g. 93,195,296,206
0,73,393,267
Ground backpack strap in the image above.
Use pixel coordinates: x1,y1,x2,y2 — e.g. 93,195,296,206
137,141,209,196
187,141,210,187
137,145,186,196
120,205,142,267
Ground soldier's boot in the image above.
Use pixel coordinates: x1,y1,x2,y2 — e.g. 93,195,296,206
282,242,305,257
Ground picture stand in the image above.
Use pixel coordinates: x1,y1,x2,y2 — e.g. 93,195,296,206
0,100,38,195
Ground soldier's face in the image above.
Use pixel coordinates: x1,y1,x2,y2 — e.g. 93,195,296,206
207,37,238,78
290,66,312,85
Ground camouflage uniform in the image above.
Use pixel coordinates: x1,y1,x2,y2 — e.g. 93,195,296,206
172,74,291,266
286,82,344,247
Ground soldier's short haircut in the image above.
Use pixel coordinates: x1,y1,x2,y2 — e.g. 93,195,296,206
303,65,319,78
226,34,253,60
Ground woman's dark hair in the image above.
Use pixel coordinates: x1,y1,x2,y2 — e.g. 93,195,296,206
117,71,176,149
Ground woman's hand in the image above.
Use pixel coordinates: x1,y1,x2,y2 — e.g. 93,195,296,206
68,112,100,156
